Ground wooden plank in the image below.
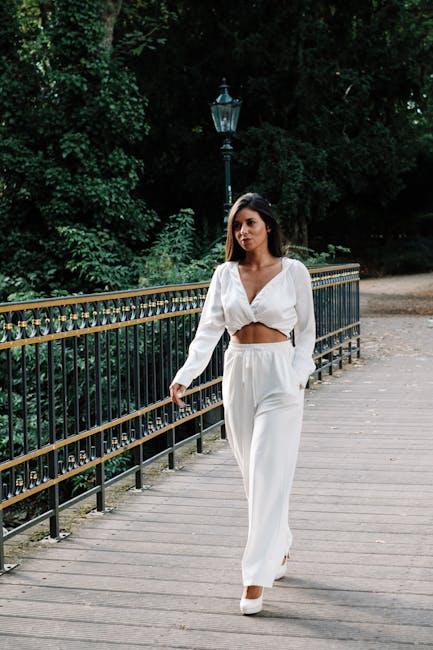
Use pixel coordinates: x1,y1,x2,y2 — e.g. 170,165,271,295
0,627,424,650
5,569,433,597
0,600,433,645
13,556,433,582
20,546,433,568
3,583,433,613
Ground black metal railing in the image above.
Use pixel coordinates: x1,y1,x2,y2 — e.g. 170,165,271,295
0,262,360,572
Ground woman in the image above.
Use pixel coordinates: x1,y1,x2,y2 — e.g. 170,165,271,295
169,192,316,615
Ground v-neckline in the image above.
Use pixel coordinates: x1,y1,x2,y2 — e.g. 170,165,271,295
236,257,285,306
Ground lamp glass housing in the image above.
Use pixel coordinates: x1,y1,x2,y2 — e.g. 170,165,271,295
210,100,242,134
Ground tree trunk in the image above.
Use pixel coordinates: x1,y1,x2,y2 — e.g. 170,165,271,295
291,213,309,249
101,0,122,53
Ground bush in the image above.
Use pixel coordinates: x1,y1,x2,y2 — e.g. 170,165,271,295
364,236,433,275
287,243,352,266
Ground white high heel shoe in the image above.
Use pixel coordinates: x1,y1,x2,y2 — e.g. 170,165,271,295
274,552,290,581
239,587,264,615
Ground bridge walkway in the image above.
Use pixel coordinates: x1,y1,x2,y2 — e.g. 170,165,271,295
1,315,432,649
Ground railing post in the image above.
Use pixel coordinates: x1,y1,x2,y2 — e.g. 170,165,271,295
0,503,4,573
48,452,60,539
356,284,361,358
94,331,107,512
168,426,175,470
196,389,203,452
133,310,143,489
134,441,144,489
0,496,18,574
47,337,61,539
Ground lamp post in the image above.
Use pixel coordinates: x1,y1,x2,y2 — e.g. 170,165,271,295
210,78,242,224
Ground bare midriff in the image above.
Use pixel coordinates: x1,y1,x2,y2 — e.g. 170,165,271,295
231,322,288,344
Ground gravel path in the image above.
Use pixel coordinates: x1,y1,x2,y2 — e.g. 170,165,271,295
360,272,433,316
360,272,433,361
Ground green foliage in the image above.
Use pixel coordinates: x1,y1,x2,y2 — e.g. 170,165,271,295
57,224,140,290
238,124,340,243
133,0,433,267
69,469,95,498
115,0,175,59
140,208,226,285
288,244,352,266
0,0,160,298
69,454,132,498
0,273,46,304
364,235,433,275
235,0,433,247
2,0,433,296
138,207,351,286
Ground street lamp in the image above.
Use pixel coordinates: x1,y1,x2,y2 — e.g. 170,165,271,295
210,78,242,223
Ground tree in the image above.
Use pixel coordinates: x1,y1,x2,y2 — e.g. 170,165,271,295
127,0,433,254
0,0,158,298
2,1,433,294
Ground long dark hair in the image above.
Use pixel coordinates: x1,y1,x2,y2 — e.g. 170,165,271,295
225,192,284,261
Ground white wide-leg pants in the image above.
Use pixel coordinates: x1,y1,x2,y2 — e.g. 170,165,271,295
222,340,305,588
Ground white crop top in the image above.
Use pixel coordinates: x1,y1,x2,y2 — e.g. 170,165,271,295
171,256,316,390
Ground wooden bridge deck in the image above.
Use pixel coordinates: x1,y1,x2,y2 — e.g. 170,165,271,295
1,321,433,649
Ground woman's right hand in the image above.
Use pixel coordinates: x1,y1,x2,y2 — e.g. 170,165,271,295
169,382,187,408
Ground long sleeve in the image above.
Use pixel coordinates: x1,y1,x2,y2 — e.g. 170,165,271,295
171,265,226,389
291,260,316,388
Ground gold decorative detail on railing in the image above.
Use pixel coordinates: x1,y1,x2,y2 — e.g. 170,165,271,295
0,264,360,354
